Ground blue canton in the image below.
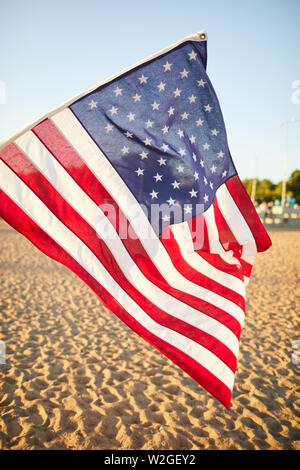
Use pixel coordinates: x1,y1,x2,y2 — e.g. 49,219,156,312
70,40,236,234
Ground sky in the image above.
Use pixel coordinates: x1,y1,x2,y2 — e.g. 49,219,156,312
0,0,299,182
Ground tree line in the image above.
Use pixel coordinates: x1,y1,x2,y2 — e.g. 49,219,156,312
242,169,300,204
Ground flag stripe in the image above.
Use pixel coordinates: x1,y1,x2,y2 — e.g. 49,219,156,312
33,119,244,306
0,188,232,409
170,222,246,298
161,229,245,311
2,137,239,365
204,205,226,253
32,118,245,332
0,32,272,410
0,158,235,393
51,109,245,323
225,176,272,253
212,197,241,254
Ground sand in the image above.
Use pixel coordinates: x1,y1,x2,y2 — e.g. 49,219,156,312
0,218,299,450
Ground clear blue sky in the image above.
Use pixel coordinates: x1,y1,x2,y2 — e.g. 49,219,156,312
0,0,299,182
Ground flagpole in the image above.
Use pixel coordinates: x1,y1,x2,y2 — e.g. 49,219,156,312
278,118,297,214
251,178,256,203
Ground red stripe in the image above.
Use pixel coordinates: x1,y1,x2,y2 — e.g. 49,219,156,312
213,197,254,279
226,176,272,252
0,189,232,409
161,226,245,310
239,259,252,278
32,119,244,335
213,197,241,255
0,143,237,372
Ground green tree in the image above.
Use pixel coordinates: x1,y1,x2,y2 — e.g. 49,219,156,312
287,170,300,204
242,170,300,204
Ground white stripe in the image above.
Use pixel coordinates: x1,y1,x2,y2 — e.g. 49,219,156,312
0,159,234,390
216,185,257,258
52,109,245,325
15,131,240,356
204,205,225,254
171,222,246,299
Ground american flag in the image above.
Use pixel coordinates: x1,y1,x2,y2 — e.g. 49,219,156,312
0,32,271,409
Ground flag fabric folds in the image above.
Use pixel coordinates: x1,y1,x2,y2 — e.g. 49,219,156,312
0,32,271,409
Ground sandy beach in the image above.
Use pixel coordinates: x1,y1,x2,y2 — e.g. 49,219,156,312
0,218,299,450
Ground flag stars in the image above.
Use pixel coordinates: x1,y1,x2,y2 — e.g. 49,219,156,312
145,120,153,129
192,153,197,162
161,125,169,135
124,131,133,138
181,111,189,120
143,137,152,146
188,50,197,61
113,86,123,96
163,61,172,72
168,106,175,116
109,105,118,116
222,170,227,178
127,112,135,121
204,104,213,112
188,94,197,103
209,181,214,189
173,88,182,98
196,118,204,126
217,151,225,158
203,143,210,150
176,165,184,173
157,157,166,166
203,194,209,203
121,145,129,155
132,93,141,102
88,100,98,109
180,68,189,78
135,168,144,176
153,173,163,182
150,189,158,199
178,148,186,157
189,135,196,144
151,101,160,110
139,151,149,160
184,205,192,214
161,143,169,152
167,196,176,206
210,165,217,173
177,129,184,138
138,74,148,84
189,189,198,198
157,82,166,92
193,171,199,180
197,79,206,87
171,180,180,189
200,159,204,168
211,129,219,136
105,123,113,133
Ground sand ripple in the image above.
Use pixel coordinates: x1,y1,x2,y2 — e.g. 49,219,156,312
0,220,299,449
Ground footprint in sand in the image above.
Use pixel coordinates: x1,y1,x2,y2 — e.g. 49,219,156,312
291,340,300,365
0,340,5,364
